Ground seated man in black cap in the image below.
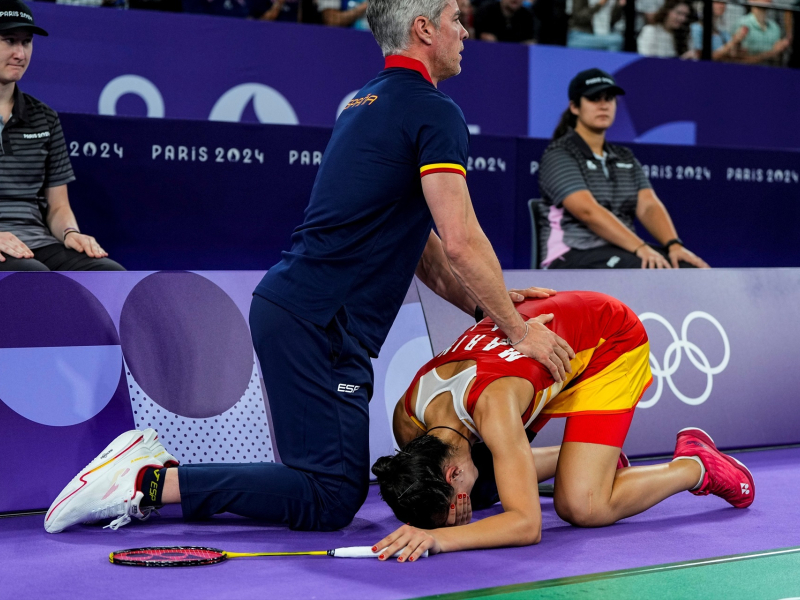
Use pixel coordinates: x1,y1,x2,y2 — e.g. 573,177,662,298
0,0,124,271
535,68,707,271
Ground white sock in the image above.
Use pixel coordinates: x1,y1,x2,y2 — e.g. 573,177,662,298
673,455,705,490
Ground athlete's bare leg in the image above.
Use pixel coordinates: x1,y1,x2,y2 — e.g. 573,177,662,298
531,446,559,482
552,442,701,527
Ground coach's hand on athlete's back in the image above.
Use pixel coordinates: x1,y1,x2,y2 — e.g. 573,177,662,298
506,286,575,382
508,286,557,302
516,313,575,383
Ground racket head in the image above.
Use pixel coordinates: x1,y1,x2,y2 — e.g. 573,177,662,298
109,546,227,567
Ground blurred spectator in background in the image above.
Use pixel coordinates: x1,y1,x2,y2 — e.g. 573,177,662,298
255,0,302,21
688,1,760,61
0,0,124,271
127,0,182,11
534,0,569,45
731,1,791,66
474,0,538,43
457,0,475,38
690,1,731,58
316,0,369,28
182,0,299,20
536,69,708,270
567,0,624,51
636,0,663,25
637,0,694,57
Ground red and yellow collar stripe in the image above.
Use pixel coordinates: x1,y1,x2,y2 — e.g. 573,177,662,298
420,163,467,178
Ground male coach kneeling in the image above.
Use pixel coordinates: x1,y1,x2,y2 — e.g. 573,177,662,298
45,0,575,535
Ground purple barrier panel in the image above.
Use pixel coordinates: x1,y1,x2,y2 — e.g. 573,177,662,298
24,3,527,136
464,135,518,268
417,269,800,456
0,269,427,511
60,114,328,270
60,114,527,271
528,45,800,151
0,271,275,513
515,137,800,269
0,272,135,512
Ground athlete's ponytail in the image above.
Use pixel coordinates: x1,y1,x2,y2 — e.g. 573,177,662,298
371,435,454,529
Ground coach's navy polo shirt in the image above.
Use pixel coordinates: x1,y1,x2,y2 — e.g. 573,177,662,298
255,56,469,357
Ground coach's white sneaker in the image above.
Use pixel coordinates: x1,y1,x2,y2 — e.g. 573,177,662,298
144,429,179,468
44,429,166,533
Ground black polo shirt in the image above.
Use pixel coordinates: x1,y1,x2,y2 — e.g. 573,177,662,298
0,85,75,249
537,129,651,266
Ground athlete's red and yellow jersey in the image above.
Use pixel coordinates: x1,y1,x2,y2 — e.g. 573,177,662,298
404,291,652,433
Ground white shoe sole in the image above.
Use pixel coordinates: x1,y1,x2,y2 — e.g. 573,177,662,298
45,430,149,533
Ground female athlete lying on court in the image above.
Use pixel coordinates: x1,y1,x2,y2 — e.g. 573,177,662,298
370,291,754,562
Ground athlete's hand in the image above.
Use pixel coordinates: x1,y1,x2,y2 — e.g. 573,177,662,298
0,231,34,261
667,245,709,269
445,493,472,526
372,524,443,562
635,245,671,269
514,314,574,383
64,233,108,259
509,287,557,303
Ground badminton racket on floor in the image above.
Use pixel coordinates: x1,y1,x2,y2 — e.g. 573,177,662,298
109,545,428,566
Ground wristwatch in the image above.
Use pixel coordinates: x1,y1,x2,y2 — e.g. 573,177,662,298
663,238,683,251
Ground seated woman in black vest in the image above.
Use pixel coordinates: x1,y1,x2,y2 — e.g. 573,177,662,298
536,68,708,270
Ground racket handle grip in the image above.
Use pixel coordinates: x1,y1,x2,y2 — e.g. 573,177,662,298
330,546,429,559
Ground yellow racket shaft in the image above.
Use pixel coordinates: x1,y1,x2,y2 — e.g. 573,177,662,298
224,550,329,558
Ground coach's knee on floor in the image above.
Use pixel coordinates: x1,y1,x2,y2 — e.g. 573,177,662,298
317,503,359,531
315,478,369,532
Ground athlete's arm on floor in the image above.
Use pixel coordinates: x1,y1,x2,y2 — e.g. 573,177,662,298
421,172,575,381
374,394,542,560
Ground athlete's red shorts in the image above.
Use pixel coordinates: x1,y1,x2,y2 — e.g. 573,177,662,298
530,409,637,448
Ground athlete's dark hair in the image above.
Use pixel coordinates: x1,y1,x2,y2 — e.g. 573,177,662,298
371,435,454,529
552,98,581,140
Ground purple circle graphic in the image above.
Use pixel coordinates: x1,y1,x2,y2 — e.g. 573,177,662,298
120,272,253,418
0,272,119,348
0,273,122,426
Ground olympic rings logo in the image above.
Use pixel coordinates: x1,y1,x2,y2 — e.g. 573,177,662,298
638,312,730,409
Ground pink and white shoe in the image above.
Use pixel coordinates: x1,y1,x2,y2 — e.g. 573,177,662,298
44,429,169,533
673,427,755,509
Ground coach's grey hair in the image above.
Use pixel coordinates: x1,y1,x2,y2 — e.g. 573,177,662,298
367,0,451,57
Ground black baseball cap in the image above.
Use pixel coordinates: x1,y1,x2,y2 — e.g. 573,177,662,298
568,68,624,102
0,0,48,36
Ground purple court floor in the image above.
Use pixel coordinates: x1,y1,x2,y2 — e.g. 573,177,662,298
2,447,798,600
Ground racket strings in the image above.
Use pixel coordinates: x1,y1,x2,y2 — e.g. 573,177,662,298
112,546,226,566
